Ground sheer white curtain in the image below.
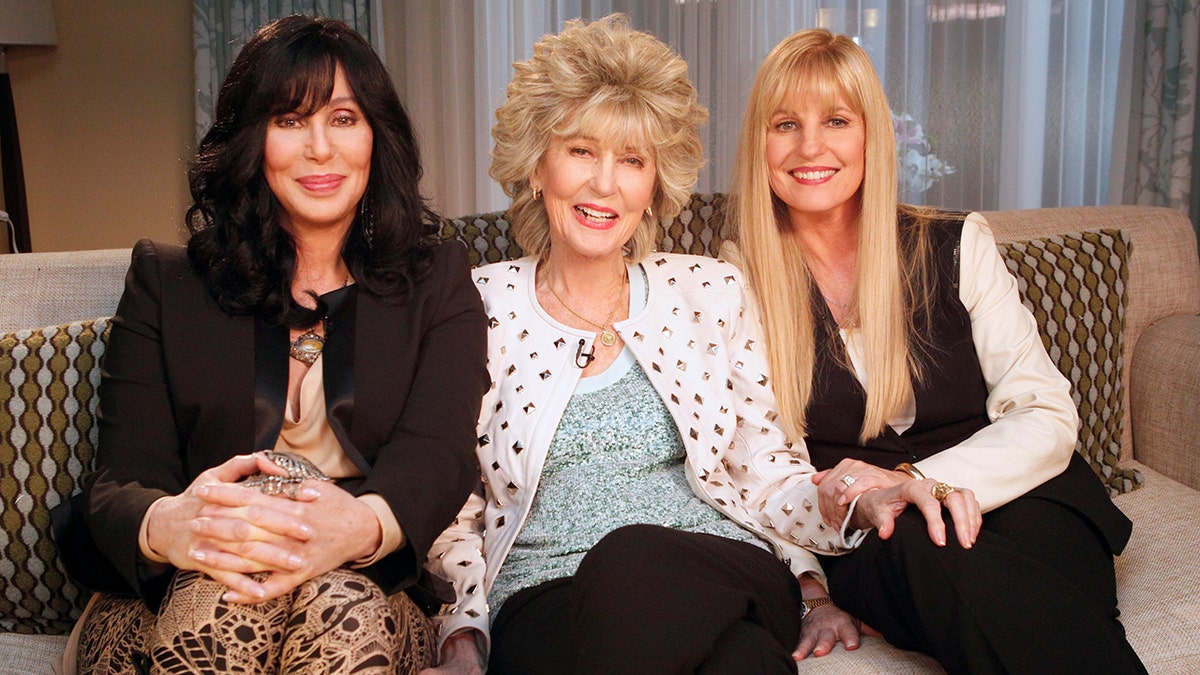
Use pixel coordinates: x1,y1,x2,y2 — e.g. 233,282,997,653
387,1,1124,217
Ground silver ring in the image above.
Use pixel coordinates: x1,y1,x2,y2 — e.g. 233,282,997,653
840,474,857,487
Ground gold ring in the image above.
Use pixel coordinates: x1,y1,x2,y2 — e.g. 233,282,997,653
931,482,956,502
840,474,857,487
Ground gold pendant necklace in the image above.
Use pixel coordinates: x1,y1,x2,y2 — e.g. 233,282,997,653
289,322,325,366
287,274,352,367
545,266,627,348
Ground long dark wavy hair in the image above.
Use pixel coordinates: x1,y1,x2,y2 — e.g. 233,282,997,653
186,15,438,327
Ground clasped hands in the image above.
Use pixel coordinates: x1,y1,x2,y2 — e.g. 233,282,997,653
144,452,382,603
813,459,982,549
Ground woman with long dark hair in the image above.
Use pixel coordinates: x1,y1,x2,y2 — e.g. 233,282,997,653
56,16,487,673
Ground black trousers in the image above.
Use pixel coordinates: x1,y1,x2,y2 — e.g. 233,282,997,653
489,524,805,675
819,493,1147,675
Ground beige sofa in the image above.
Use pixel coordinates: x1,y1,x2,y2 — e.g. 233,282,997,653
2,200,1198,673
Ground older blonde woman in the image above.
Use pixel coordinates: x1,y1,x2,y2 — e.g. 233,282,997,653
423,15,872,675
727,28,1145,673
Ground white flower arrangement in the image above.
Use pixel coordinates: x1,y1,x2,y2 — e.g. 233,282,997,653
891,111,955,194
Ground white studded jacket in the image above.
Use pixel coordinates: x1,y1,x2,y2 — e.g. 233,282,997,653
426,253,865,650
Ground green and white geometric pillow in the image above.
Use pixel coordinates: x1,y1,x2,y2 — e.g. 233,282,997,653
998,229,1143,496
0,318,108,634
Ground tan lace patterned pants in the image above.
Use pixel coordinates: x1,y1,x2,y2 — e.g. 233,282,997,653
77,568,434,674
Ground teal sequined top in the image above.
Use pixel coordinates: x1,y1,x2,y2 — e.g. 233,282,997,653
488,266,763,613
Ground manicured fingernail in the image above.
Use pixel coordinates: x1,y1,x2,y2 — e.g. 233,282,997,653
301,487,320,499
196,485,209,497
189,549,206,562
288,554,304,568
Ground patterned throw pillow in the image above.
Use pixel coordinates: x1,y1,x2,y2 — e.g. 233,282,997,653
0,318,108,633
997,230,1142,496
659,193,729,258
440,212,523,267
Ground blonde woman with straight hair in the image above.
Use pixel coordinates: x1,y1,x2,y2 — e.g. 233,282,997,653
727,28,1146,673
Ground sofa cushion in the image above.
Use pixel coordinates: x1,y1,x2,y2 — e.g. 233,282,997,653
997,229,1142,495
0,319,108,634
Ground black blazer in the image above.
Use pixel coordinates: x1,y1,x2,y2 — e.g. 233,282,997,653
60,238,488,609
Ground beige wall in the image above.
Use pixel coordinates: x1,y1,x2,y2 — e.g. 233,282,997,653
6,0,193,252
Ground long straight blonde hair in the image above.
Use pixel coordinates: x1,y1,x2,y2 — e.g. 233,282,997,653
732,29,933,444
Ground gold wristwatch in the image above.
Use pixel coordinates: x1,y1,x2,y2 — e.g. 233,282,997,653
800,596,833,620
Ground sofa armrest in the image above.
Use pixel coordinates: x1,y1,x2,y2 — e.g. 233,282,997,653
1130,314,1200,490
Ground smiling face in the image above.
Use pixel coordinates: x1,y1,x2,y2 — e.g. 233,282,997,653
264,67,373,239
532,130,657,263
765,89,865,231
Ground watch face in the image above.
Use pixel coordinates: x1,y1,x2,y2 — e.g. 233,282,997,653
799,601,810,620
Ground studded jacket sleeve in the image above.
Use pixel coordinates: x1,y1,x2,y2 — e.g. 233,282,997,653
701,268,867,560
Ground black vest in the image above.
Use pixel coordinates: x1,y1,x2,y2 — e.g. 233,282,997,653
803,212,1131,554
806,215,986,470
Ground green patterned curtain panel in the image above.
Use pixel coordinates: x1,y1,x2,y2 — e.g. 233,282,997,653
194,0,373,141
1124,0,1200,237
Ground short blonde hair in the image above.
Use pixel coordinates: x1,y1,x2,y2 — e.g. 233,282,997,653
733,29,929,443
490,14,707,262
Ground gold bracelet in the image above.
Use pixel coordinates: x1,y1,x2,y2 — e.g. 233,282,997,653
894,462,926,481
804,596,833,610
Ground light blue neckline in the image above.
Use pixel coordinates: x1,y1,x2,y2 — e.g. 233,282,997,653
574,263,647,394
